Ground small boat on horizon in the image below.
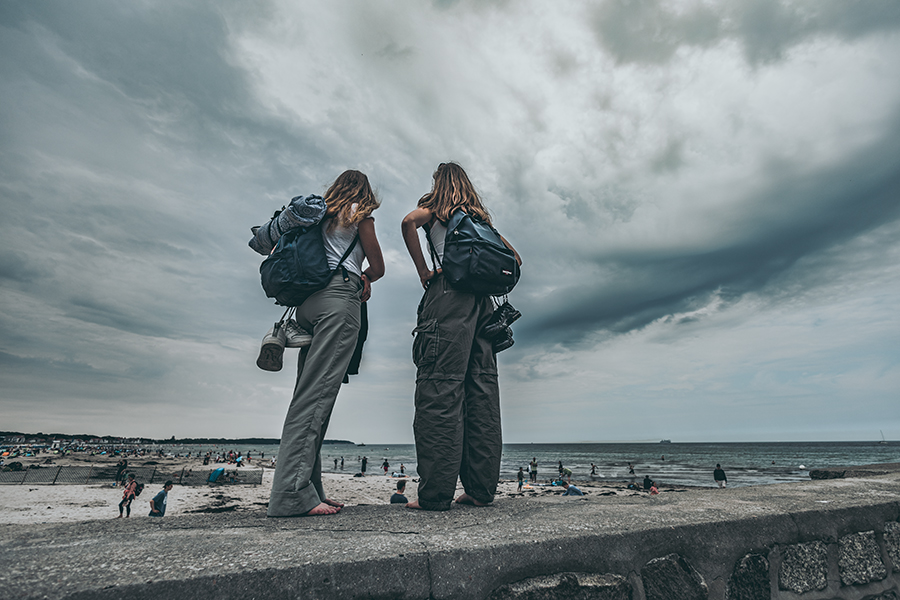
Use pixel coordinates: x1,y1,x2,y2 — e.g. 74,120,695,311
659,439,672,444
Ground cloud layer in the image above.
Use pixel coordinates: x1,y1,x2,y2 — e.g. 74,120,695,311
1,0,898,443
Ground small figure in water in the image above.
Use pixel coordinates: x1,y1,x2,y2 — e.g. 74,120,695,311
714,463,727,488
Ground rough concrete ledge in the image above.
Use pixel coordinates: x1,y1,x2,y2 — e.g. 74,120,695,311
2,473,900,600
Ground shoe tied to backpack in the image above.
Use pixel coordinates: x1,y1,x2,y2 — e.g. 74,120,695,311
483,302,522,340
492,326,515,353
257,322,287,372
284,319,313,349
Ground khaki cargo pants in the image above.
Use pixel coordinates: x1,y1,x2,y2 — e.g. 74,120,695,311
268,272,361,517
412,275,501,510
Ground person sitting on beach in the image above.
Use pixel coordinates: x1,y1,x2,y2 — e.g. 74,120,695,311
643,475,652,491
391,481,408,504
649,482,659,495
401,162,521,511
117,473,137,518
561,481,583,496
148,481,174,517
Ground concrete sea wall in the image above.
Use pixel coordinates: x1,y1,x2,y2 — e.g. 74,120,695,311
2,472,899,599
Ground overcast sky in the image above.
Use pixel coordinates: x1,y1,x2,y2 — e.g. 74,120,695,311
2,0,899,444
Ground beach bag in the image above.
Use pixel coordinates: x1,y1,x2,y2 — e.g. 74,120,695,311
259,221,359,307
426,209,520,295
249,194,327,256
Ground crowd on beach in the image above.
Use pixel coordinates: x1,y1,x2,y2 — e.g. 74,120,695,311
3,164,733,521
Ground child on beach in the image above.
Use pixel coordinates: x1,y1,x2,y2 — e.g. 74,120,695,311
117,473,136,518
401,162,521,511
267,170,385,518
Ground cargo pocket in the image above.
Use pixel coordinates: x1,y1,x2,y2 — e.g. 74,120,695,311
412,319,438,369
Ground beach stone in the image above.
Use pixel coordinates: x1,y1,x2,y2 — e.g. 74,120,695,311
838,530,886,585
884,521,900,567
725,553,770,600
488,572,632,600
809,468,845,479
778,541,827,593
641,554,708,600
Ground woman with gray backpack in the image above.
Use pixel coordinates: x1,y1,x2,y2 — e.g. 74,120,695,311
256,170,385,517
401,162,522,511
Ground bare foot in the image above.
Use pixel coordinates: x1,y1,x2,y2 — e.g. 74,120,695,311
455,493,490,506
323,498,344,508
406,500,424,510
305,502,341,516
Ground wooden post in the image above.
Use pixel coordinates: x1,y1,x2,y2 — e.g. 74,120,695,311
179,467,185,485
51,466,62,485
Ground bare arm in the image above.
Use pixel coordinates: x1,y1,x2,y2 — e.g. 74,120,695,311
401,207,439,289
500,235,522,266
358,217,384,302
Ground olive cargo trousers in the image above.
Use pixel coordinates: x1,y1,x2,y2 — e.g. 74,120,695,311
268,272,361,517
412,275,501,510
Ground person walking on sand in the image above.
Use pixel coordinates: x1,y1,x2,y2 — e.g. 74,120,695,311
267,170,385,518
714,463,727,488
517,467,525,492
115,458,127,486
401,162,521,511
148,481,173,517
117,473,137,518
530,458,538,483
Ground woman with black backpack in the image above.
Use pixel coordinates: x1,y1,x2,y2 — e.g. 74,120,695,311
268,170,385,518
401,162,521,511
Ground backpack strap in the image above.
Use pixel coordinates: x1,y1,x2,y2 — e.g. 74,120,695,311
423,221,442,271
334,232,360,282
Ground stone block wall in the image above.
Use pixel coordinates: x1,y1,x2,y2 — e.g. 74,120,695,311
488,520,900,600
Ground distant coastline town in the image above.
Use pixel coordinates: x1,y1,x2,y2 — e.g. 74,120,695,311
0,431,354,465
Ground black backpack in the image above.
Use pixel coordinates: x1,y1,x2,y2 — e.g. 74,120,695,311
133,482,145,497
426,209,519,296
260,221,358,307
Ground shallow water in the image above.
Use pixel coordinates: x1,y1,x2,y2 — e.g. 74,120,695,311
173,441,899,489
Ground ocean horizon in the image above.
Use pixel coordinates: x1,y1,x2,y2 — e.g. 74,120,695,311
142,440,898,489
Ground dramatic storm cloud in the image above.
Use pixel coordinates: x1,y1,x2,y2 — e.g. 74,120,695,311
1,0,898,443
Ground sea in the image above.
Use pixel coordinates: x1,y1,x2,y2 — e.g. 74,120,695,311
167,441,899,489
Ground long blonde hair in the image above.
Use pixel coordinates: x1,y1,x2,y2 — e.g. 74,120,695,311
323,170,380,230
417,162,491,224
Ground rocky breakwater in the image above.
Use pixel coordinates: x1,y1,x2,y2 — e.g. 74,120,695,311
2,469,900,600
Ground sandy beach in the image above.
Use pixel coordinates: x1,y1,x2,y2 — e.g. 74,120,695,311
0,453,657,524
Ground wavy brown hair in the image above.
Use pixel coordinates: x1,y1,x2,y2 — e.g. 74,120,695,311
323,170,380,230
417,162,491,224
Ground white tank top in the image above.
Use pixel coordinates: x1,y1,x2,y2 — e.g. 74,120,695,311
322,207,366,277
427,220,447,265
